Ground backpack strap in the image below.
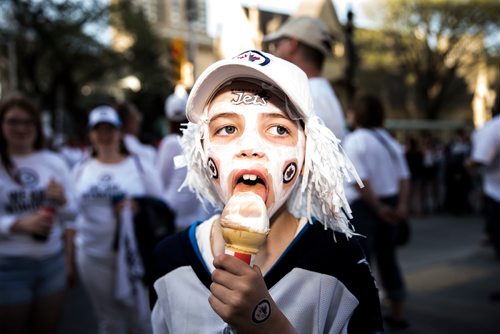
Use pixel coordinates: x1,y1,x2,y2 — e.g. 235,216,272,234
131,154,145,175
368,129,399,163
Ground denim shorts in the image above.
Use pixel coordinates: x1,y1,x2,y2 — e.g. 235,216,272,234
0,252,66,305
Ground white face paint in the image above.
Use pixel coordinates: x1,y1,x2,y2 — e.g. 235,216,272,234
203,81,306,218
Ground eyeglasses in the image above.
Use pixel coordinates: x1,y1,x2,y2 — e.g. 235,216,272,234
3,118,36,128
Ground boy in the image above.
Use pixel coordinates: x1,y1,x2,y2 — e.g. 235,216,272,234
150,50,383,333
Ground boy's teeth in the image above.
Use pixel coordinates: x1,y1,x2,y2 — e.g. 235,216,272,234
242,174,257,181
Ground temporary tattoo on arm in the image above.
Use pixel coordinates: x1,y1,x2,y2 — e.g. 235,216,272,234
252,299,271,323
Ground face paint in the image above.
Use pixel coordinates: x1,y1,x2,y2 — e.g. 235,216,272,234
283,162,297,184
203,82,306,218
231,91,269,106
207,157,218,179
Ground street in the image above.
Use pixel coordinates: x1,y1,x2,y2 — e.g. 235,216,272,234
385,213,500,333
57,213,500,334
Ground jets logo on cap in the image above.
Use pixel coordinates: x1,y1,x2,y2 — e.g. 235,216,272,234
235,50,270,66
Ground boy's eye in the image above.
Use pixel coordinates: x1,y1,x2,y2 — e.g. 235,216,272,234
216,125,237,135
269,125,289,136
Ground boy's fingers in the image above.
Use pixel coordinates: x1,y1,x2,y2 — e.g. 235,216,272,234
208,294,230,319
213,254,251,276
210,281,234,305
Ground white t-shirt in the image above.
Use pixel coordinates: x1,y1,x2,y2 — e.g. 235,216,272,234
309,77,347,139
156,134,212,230
342,128,410,202
471,115,500,201
72,156,162,257
124,134,157,165
0,150,76,258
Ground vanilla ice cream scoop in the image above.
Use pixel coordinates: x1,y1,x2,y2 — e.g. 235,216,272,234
220,192,270,265
220,192,270,232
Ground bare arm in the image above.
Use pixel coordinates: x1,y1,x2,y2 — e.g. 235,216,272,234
396,178,410,220
356,180,401,225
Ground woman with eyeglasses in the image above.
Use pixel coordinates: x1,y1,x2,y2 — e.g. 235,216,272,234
0,94,76,334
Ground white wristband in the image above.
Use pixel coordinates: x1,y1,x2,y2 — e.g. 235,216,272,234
0,215,17,236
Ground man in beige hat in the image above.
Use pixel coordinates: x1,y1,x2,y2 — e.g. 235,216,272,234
264,16,347,139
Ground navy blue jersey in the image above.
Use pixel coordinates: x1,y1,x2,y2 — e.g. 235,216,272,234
150,219,384,334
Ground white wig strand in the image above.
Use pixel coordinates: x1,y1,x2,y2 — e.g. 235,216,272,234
289,115,363,238
179,117,223,211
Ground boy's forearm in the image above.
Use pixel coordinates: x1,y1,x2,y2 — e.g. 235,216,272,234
398,178,410,216
236,301,298,334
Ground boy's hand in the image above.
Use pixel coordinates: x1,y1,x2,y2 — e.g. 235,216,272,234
209,254,297,334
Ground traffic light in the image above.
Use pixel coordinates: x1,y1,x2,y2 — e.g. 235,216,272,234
169,39,185,83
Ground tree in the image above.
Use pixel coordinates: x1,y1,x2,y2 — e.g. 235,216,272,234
0,0,118,107
0,0,173,141
382,0,500,120
353,28,410,118
111,1,171,137
0,0,121,139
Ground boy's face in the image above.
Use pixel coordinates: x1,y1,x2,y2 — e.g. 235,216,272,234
204,81,305,217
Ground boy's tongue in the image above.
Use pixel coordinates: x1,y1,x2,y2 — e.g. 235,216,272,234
233,183,267,204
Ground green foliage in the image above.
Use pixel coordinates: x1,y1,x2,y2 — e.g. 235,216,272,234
0,0,121,141
358,0,499,120
355,29,398,70
1,0,114,99
112,1,171,136
116,1,170,93
0,0,172,141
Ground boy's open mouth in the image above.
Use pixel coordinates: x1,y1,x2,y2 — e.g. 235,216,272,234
233,170,268,203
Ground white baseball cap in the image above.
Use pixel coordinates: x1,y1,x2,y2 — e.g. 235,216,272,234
165,84,188,122
186,49,314,124
263,16,333,56
88,106,122,128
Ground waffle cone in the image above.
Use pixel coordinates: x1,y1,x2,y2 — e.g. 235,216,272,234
221,225,268,255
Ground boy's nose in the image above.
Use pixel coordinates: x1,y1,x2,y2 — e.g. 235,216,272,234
238,149,264,158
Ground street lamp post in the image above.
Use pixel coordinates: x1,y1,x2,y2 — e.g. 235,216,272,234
186,0,197,79
344,7,357,101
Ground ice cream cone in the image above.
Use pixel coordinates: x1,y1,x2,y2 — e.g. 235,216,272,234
220,192,269,265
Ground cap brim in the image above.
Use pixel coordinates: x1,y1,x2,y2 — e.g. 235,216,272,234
262,30,285,43
88,121,120,128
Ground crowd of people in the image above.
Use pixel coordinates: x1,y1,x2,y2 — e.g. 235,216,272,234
0,93,213,334
0,14,498,334
403,129,480,217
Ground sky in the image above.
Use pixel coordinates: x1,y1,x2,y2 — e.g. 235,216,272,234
207,0,380,37
239,0,376,25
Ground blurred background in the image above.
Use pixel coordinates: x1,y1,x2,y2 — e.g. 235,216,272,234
0,1,499,332
0,0,498,147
